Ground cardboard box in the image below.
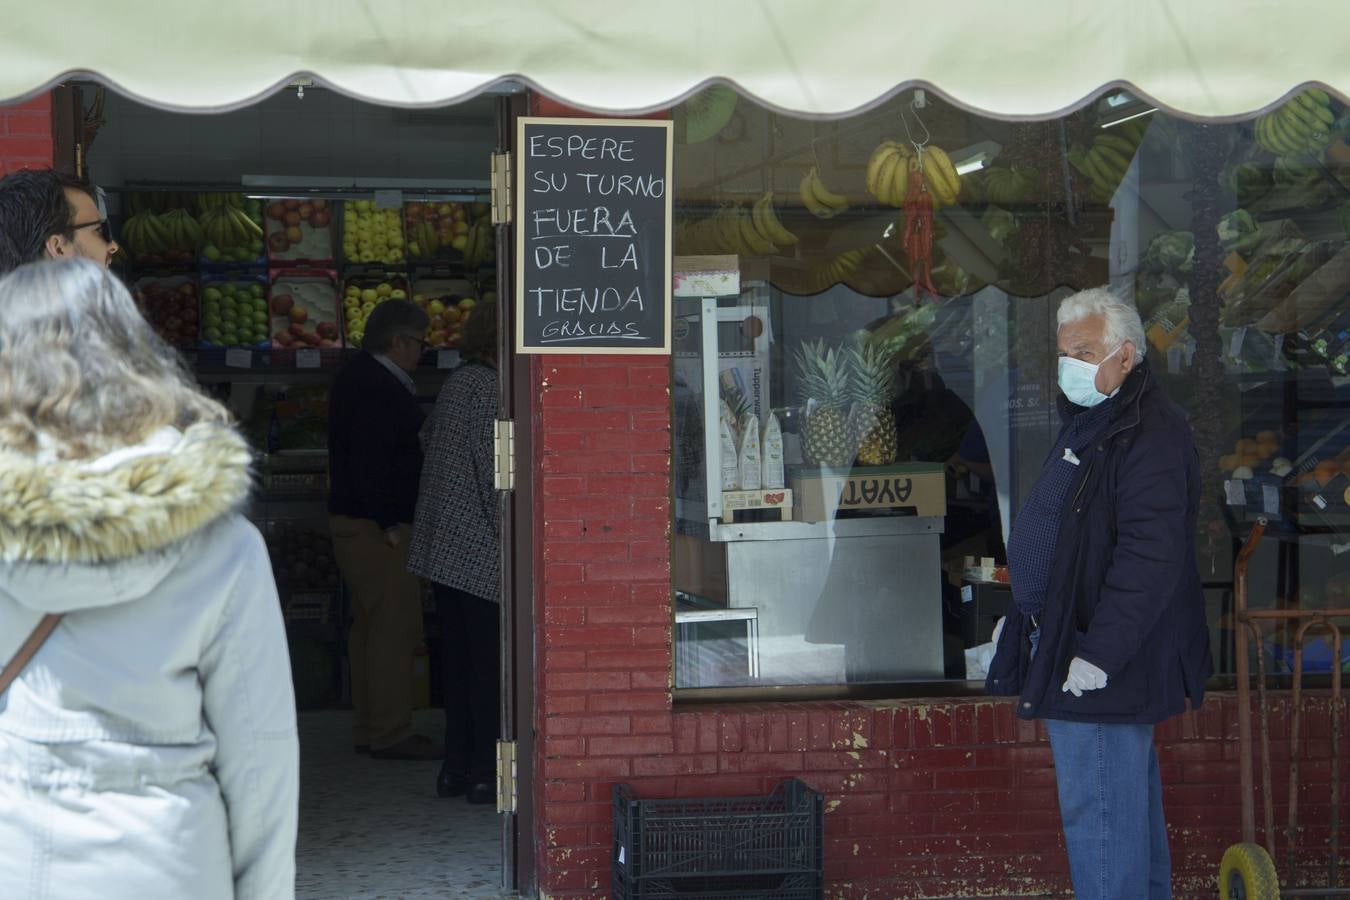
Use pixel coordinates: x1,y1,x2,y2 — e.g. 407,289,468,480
791,463,946,522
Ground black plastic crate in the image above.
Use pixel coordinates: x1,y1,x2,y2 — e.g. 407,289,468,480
612,779,824,900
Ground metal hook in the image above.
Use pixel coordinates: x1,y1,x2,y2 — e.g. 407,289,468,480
898,103,931,172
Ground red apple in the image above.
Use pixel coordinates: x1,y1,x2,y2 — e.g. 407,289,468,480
268,232,289,253
288,306,308,324
316,321,339,340
310,210,331,228
266,202,286,221
298,202,314,219
273,331,294,346
318,339,338,349
312,199,328,211
283,199,300,211
283,211,302,227
271,294,295,315
288,322,307,338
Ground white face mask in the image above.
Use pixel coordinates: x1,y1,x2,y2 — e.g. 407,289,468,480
1057,343,1122,407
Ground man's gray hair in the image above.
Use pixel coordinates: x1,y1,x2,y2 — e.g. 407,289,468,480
363,299,429,354
1056,287,1147,359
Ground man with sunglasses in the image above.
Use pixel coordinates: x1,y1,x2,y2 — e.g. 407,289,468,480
0,168,119,274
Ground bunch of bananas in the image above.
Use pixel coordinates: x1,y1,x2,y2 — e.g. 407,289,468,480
810,248,867,292
799,167,849,218
1069,120,1148,203
983,166,1038,206
121,208,201,260
195,192,247,213
1255,89,1335,157
199,204,264,252
676,195,796,257
865,141,961,209
461,219,496,270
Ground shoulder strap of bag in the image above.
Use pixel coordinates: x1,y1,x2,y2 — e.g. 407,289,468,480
0,614,63,697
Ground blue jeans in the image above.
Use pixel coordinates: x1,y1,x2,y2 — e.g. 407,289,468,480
1045,720,1170,900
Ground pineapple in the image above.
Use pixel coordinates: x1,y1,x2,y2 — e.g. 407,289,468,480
792,339,856,467
848,340,899,466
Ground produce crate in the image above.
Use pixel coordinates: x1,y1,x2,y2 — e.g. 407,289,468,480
199,273,270,353
403,199,484,263
121,192,200,268
411,271,477,352
612,779,823,900
268,268,343,363
263,197,336,264
341,270,410,349
196,193,266,267
133,272,200,349
341,200,406,267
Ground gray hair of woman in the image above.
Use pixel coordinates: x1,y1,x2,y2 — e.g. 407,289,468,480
1056,286,1148,359
459,298,497,364
0,258,229,460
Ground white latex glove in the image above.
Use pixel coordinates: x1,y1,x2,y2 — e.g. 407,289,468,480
1061,657,1108,697
991,616,1006,645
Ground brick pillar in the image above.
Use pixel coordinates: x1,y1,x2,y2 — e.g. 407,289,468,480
0,94,54,174
533,353,673,895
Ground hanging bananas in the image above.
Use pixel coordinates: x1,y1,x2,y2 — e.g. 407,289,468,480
811,248,868,292
674,196,796,257
1255,88,1336,157
800,167,849,218
1069,118,1149,204
120,208,201,260
865,140,961,208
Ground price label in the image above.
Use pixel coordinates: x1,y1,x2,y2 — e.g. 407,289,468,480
1224,480,1246,506
1313,494,1329,510
960,585,974,604
373,189,403,209
295,348,320,369
437,349,461,369
225,348,252,368
1262,484,1280,516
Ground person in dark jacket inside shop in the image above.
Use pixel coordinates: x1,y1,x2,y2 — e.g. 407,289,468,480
328,299,440,760
407,300,501,804
0,168,120,273
986,287,1212,900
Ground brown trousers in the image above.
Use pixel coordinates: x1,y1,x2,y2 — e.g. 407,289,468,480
329,515,423,750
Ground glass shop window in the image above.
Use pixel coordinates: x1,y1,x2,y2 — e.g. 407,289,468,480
669,85,1350,693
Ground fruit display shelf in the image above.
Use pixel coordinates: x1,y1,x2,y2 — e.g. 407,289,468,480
134,273,200,349
264,198,335,265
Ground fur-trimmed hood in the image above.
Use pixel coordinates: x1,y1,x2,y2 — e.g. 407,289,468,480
0,423,252,614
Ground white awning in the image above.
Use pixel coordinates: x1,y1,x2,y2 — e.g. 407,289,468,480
4,1,1347,118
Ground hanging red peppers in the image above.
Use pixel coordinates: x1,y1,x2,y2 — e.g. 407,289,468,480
901,151,937,300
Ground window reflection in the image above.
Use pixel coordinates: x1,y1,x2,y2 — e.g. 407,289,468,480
670,87,1350,691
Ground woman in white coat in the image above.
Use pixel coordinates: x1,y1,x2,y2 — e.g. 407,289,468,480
0,259,299,899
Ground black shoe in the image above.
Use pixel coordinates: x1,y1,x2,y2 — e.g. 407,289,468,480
370,735,443,760
466,782,495,805
437,765,467,798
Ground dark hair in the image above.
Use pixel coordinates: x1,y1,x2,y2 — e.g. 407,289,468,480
363,299,429,353
460,298,497,363
0,168,92,275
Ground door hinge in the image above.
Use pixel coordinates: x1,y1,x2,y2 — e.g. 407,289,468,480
493,418,516,491
490,151,512,225
496,739,518,813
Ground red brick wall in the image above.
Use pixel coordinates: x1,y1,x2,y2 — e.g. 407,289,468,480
0,95,54,175
531,352,1349,898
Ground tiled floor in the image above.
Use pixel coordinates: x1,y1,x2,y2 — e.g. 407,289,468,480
296,710,513,899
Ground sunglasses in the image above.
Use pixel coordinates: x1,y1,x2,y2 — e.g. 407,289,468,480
71,218,113,243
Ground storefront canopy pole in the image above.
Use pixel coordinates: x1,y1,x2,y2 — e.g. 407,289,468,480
4,1,1350,118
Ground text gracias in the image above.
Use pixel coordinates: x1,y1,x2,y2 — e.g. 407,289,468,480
528,133,663,342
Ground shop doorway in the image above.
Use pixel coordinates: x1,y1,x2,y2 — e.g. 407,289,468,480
65,81,532,897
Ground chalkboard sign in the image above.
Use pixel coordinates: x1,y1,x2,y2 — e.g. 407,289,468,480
515,117,673,354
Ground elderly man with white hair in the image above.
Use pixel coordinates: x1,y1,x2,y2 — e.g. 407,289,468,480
986,287,1212,900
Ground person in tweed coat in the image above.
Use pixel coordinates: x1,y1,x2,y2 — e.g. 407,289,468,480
407,300,500,803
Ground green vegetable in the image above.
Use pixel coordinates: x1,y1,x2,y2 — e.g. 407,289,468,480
1144,231,1195,273
1218,209,1260,253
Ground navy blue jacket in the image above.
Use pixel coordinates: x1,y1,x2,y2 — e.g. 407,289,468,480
986,361,1213,724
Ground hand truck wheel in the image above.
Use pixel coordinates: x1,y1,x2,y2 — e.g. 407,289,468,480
1219,842,1280,900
